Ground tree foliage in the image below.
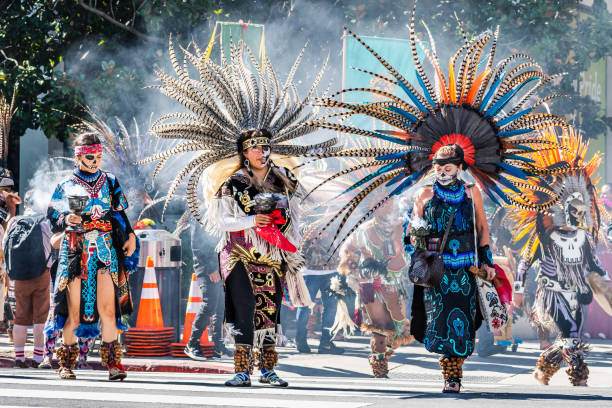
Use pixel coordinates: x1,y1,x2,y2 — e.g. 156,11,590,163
1,0,610,146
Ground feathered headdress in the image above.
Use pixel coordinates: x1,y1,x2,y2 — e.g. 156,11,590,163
507,126,602,261
136,35,339,223
304,1,567,252
63,108,179,220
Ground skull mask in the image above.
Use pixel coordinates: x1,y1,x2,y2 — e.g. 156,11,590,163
564,192,587,228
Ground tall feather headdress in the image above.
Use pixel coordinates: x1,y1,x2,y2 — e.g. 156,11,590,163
506,126,602,261
304,1,568,253
137,35,339,222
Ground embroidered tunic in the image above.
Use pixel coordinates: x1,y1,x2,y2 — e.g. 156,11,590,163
411,181,481,357
205,167,310,345
46,169,133,339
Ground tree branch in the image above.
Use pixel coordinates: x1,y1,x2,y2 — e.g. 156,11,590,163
78,0,163,44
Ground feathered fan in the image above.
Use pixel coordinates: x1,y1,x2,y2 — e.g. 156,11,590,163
303,0,567,253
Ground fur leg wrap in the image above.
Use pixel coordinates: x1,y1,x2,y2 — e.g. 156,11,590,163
56,343,79,379
368,353,389,378
534,355,561,385
101,340,126,381
562,338,590,386
258,345,279,372
439,356,465,380
56,343,79,369
100,341,123,367
234,344,252,374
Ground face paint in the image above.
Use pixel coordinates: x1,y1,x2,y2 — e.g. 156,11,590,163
261,145,271,165
79,153,101,173
434,164,459,186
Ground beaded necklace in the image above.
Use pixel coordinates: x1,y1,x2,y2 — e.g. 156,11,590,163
74,168,101,183
433,181,465,204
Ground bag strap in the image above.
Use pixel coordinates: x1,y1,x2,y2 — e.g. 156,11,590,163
470,186,479,266
438,208,456,255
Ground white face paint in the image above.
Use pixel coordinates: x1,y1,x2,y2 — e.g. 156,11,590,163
78,153,102,173
261,145,271,166
433,163,460,186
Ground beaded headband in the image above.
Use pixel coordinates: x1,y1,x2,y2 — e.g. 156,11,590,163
75,144,103,156
242,137,270,151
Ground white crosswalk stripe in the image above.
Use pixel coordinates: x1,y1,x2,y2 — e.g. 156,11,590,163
0,368,515,407
0,369,391,407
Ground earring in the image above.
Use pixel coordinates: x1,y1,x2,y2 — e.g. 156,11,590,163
244,159,251,172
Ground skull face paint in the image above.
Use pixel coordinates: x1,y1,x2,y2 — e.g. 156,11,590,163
78,152,102,173
261,145,272,166
433,162,460,186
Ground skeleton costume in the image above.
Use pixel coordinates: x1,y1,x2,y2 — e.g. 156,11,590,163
509,127,608,386
137,37,339,387
337,199,413,378
47,141,134,381
304,1,567,391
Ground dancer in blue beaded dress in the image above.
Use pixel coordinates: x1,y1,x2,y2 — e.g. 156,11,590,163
302,3,568,393
47,132,136,381
409,145,496,392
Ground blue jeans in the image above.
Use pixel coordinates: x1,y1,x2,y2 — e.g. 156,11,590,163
296,273,339,345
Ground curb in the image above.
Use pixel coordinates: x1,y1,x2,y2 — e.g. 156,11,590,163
0,357,232,374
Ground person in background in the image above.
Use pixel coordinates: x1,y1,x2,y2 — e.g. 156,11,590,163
3,190,52,367
0,168,20,343
184,219,231,360
296,226,344,355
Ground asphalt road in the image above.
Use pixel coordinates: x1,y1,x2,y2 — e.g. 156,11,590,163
0,336,610,407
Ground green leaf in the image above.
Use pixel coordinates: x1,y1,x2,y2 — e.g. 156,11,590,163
213,9,223,15
98,40,105,45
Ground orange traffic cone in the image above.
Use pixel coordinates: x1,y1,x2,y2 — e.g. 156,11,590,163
182,273,214,346
137,256,164,329
125,256,174,357
170,273,214,358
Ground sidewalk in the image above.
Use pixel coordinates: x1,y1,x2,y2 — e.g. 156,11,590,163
1,332,611,387
0,334,232,374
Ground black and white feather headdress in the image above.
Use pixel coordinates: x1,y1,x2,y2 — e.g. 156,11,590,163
137,36,339,222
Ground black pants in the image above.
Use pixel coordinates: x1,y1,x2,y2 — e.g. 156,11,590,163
224,262,282,346
189,273,225,348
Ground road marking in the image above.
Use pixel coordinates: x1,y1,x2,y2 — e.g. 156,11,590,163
0,388,368,408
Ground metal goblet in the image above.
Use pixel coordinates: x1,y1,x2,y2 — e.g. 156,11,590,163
65,194,89,233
